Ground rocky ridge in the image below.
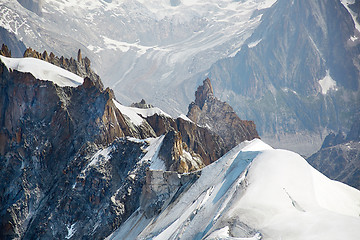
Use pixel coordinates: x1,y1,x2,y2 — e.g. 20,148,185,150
0,53,149,238
23,47,104,90
207,0,360,156
187,78,259,150
0,46,259,239
0,27,26,58
307,120,360,190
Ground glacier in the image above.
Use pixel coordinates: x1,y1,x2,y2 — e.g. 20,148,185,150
0,0,277,114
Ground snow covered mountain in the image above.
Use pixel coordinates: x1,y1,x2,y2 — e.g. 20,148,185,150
0,51,260,239
0,55,84,87
108,139,360,240
207,0,360,155
0,0,276,113
1,0,358,156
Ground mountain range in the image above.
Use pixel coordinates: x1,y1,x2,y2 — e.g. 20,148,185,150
1,0,360,239
2,0,358,155
0,48,259,239
1,42,359,239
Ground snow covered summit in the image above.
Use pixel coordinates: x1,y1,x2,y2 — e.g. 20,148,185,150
109,139,360,240
0,55,83,87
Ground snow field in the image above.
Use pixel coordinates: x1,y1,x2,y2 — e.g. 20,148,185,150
110,139,360,240
112,99,171,127
0,56,83,87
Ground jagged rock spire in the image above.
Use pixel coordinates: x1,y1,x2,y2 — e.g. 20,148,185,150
188,78,259,150
77,49,82,64
194,78,214,108
0,44,11,57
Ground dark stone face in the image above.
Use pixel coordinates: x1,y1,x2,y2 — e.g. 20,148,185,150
207,0,360,155
187,78,259,151
0,45,261,239
16,0,43,16
307,123,360,190
0,27,26,58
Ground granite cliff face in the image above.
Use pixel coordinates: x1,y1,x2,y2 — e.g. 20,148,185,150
187,78,259,150
0,47,259,239
307,121,360,190
0,53,155,239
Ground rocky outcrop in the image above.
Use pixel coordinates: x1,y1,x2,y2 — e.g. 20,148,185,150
0,55,162,239
130,99,154,109
0,27,27,58
16,0,43,16
187,78,259,150
207,0,360,156
158,130,204,173
140,170,200,218
0,44,11,57
23,47,104,90
145,114,227,166
307,120,360,190
0,48,239,239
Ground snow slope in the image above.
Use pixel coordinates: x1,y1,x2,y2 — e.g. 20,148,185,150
112,99,171,126
0,55,83,87
109,139,360,239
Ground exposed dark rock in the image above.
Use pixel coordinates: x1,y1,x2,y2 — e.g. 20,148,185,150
130,99,154,109
187,78,259,150
321,131,346,149
346,117,360,142
16,0,43,16
349,0,360,24
0,44,11,57
307,120,360,190
158,130,204,173
0,48,243,239
23,47,104,90
0,56,158,239
207,0,360,155
175,117,227,166
145,113,227,165
0,27,26,58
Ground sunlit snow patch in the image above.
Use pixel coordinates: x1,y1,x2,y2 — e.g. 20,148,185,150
112,99,145,126
350,35,359,41
112,99,172,126
248,39,262,48
65,223,77,239
341,0,360,33
0,56,84,87
178,114,194,123
139,136,166,170
319,70,337,94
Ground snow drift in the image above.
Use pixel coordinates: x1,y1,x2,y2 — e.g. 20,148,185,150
108,139,360,240
0,55,83,87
